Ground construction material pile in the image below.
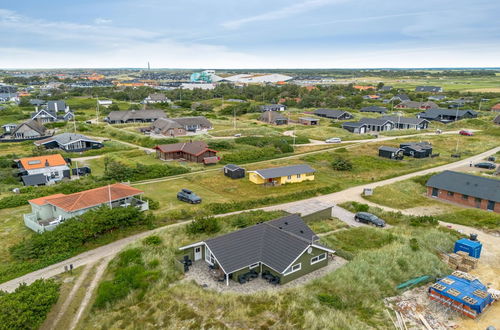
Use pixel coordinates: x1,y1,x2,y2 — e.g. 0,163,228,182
444,251,479,272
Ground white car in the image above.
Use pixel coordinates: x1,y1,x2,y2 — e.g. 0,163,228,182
325,137,342,143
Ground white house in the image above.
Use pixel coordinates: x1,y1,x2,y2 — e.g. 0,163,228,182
23,183,148,232
16,154,70,186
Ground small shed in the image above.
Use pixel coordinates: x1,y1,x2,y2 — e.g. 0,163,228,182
378,146,404,160
400,142,433,158
223,164,245,179
298,117,319,125
454,238,482,258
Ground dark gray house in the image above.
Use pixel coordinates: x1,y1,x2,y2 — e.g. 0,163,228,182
358,118,394,132
400,142,433,158
35,133,103,152
313,109,353,120
390,94,411,102
360,106,387,114
341,122,368,134
179,214,335,285
106,110,167,124
7,120,49,140
378,146,404,160
415,86,443,93
381,116,430,130
417,109,478,123
31,100,74,123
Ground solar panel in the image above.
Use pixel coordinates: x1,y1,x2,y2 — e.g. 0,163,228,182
27,160,41,165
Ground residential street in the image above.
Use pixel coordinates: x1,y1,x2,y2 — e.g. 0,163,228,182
0,146,498,293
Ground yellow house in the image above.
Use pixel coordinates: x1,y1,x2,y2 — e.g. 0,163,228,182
248,164,315,185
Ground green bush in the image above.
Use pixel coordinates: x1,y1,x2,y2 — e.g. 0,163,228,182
229,210,285,229
349,201,369,212
331,157,353,171
143,235,163,246
409,238,419,251
409,215,438,227
143,196,160,210
186,217,221,235
103,158,189,181
221,146,278,164
10,207,153,261
207,140,234,150
0,279,60,330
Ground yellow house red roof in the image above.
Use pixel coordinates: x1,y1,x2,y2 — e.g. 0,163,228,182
28,183,144,212
19,154,67,170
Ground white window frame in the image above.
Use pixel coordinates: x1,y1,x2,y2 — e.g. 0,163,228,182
249,263,259,269
287,175,292,180
296,174,301,179
284,263,301,276
205,246,215,265
311,253,327,265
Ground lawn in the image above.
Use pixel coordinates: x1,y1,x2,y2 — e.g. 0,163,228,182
308,217,349,234
0,205,32,263
133,132,499,216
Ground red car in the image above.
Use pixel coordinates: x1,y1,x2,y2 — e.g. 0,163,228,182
459,130,474,136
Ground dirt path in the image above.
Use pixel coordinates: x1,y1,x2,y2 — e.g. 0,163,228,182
50,263,93,329
69,257,111,330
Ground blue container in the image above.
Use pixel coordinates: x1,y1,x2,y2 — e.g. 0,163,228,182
454,238,482,258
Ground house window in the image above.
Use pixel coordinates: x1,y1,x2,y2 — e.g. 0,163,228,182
296,174,301,179
249,263,259,269
287,175,292,180
284,263,301,275
311,253,327,265
462,194,469,200
205,246,215,265
447,191,454,197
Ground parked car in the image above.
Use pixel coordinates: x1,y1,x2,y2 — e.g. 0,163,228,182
177,189,202,204
354,212,386,227
474,162,496,169
325,137,342,143
459,130,473,136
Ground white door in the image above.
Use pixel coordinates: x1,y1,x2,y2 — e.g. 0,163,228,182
194,246,202,261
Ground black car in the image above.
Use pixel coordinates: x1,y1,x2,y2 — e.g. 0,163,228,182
177,189,202,204
354,212,386,227
474,162,496,170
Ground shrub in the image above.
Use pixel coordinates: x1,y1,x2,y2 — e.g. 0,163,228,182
331,157,353,171
207,140,234,150
103,158,189,181
409,215,438,227
186,217,221,235
350,201,369,213
0,279,60,330
143,196,160,210
409,238,419,251
10,207,153,261
143,235,162,246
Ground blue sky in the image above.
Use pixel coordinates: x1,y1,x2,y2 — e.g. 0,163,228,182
1,0,499,68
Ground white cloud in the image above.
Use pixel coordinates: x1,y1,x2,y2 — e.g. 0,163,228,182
221,0,346,29
94,17,112,25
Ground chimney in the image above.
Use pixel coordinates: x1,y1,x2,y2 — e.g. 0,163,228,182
45,159,49,167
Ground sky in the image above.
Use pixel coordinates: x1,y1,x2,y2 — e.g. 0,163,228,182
0,0,499,69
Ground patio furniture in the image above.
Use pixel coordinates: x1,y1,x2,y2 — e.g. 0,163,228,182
183,255,192,267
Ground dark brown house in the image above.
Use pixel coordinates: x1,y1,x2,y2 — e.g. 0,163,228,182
154,141,218,164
